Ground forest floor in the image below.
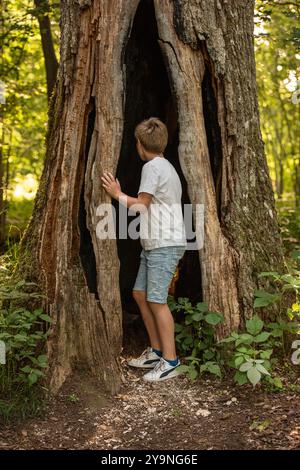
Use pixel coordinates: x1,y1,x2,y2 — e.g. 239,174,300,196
1,323,300,450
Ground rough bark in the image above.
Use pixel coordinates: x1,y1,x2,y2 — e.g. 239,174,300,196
19,0,285,393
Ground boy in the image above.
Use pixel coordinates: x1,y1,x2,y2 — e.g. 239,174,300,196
101,117,187,382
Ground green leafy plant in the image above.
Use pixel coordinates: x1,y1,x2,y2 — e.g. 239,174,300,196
220,305,300,388
223,258,300,388
0,275,51,422
277,203,300,258
220,315,276,386
68,393,80,404
254,270,300,309
168,296,224,380
254,249,300,310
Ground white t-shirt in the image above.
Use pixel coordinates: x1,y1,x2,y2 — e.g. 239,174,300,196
137,156,187,250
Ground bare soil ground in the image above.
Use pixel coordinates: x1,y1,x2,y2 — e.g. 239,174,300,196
1,360,300,450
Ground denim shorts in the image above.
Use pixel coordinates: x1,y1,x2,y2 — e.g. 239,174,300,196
133,245,186,304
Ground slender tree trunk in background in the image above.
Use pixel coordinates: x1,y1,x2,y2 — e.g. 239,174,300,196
18,0,285,394
34,0,59,100
294,159,300,206
0,126,10,253
0,133,5,252
273,153,280,198
273,123,286,197
296,103,300,205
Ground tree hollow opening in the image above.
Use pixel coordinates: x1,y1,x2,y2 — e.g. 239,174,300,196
115,0,202,345
78,97,99,299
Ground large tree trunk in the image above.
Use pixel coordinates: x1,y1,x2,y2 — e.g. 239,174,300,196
19,0,285,394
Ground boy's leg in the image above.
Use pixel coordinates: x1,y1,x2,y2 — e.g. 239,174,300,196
132,249,162,351
132,290,162,351
147,301,176,360
146,246,186,361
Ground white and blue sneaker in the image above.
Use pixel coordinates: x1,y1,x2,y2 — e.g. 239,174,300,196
143,357,181,382
127,347,161,369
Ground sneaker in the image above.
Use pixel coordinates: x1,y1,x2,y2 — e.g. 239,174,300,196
127,347,161,369
143,357,181,382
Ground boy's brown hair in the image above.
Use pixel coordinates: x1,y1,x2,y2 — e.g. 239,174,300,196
134,117,168,154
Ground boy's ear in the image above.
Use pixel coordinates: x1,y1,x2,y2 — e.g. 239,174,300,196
136,138,142,151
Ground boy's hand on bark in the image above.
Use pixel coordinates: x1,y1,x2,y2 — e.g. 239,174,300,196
101,172,121,199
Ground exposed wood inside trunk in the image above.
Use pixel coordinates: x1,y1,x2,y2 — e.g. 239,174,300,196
115,0,202,316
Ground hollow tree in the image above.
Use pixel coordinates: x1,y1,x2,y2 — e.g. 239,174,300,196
19,0,285,394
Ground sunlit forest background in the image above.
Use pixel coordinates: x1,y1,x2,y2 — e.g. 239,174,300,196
0,0,299,255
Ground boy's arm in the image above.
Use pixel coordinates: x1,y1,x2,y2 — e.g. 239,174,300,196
101,172,152,211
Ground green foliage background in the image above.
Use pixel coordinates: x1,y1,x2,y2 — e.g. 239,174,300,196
255,0,300,201
1,0,60,237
